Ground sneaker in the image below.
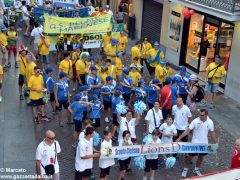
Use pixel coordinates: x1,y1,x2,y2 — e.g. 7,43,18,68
105,117,109,122
35,117,40,124
72,143,77,148
8,62,11,67
193,168,202,176
0,96,2,102
181,168,188,178
20,95,24,100
15,62,19,68
41,116,49,121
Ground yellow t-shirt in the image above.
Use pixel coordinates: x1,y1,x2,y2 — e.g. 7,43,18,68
155,64,166,83
18,55,27,75
101,73,108,84
95,64,102,76
72,51,81,64
26,61,36,83
105,44,117,62
59,59,73,77
0,65,3,83
38,38,50,55
107,65,117,79
131,46,141,64
115,57,123,76
0,33,8,47
147,48,165,67
28,75,44,100
102,34,111,50
206,63,226,83
76,60,87,75
129,71,141,85
164,67,173,81
140,42,152,59
117,36,128,52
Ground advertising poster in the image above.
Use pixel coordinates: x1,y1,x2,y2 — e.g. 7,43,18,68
169,11,181,52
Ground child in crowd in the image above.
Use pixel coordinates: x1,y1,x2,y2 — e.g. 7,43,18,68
115,51,124,82
135,79,147,102
120,68,133,105
101,67,108,85
79,85,89,121
130,57,142,72
170,77,179,106
0,64,3,102
165,62,173,78
89,94,103,130
159,114,177,143
129,64,141,87
106,59,117,80
79,119,92,141
145,78,160,109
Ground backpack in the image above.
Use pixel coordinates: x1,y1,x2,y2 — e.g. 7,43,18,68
192,84,205,102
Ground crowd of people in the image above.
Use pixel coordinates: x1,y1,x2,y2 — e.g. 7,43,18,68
0,0,239,180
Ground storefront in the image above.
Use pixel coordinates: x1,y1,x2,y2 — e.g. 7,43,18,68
179,11,234,89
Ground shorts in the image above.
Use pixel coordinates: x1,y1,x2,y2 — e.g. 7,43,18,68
56,100,69,111
173,129,188,142
205,82,219,93
18,74,25,86
119,158,130,171
7,45,17,57
103,100,112,110
83,111,88,121
189,153,208,156
30,98,44,106
49,93,55,102
90,118,100,127
123,93,131,103
112,113,119,126
144,159,158,172
40,54,49,64
75,169,91,179
100,167,111,178
74,120,82,132
33,43,38,52
24,19,30,27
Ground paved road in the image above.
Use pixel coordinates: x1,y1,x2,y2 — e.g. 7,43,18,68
0,30,237,180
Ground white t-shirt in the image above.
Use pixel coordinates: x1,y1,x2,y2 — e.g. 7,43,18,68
36,140,61,176
31,27,43,43
118,117,136,142
99,139,115,168
75,138,93,172
172,105,192,130
145,108,163,133
145,137,161,159
36,0,43,6
22,5,29,20
189,117,214,144
159,123,177,143
118,139,132,160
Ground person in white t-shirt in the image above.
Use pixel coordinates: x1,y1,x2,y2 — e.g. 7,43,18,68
172,96,192,142
160,115,177,143
145,101,163,134
143,129,161,180
36,130,61,180
78,120,92,142
21,1,30,36
75,127,100,180
117,109,141,144
176,109,218,178
99,130,115,180
30,22,43,57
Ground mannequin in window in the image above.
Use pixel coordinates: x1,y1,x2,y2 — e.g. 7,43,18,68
195,33,210,61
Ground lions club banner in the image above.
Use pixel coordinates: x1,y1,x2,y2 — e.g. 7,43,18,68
101,142,218,158
44,14,112,34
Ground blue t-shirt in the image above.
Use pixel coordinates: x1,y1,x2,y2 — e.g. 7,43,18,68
56,80,69,101
135,87,146,102
170,85,178,106
80,92,88,111
145,85,158,104
174,73,190,95
112,95,123,114
101,84,115,102
89,100,102,119
70,102,85,121
86,74,101,95
44,75,54,93
122,76,132,94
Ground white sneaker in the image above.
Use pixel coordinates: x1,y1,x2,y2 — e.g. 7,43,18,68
193,168,202,176
105,117,109,122
0,96,2,102
181,168,188,178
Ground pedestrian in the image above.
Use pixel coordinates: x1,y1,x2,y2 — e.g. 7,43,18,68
115,51,124,82
117,109,141,144
101,31,112,54
130,41,141,64
79,85,89,121
172,96,192,143
54,71,72,127
59,52,73,80
99,130,115,180
71,44,82,91
36,130,61,180
21,0,30,36
143,129,161,180
55,34,64,62
140,37,152,74
117,30,128,55
104,38,118,63
129,64,141,87
25,51,36,86
76,51,90,86
120,68,133,106
0,64,3,102
155,58,167,87
130,57,142,73
160,76,172,120
86,66,102,96
0,27,8,69
230,138,240,168
100,67,108,85
105,59,117,80
30,22,43,58
145,78,160,109
165,62,173,78
145,101,163,134
75,127,100,180
28,66,48,123
170,77,178,106
79,120,93,141
135,79,147,102
89,94,103,130
159,114,177,143
38,33,50,70
118,130,132,180
176,109,217,177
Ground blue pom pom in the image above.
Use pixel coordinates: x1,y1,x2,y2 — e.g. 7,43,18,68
133,156,146,169
134,101,147,115
142,134,152,144
116,101,128,114
165,157,176,169
93,132,101,147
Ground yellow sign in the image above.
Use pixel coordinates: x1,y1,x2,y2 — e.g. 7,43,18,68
44,14,112,34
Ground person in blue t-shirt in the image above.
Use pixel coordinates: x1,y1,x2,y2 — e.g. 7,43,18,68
79,85,89,121
135,79,147,102
170,76,179,106
145,78,161,109
86,66,102,96
120,68,133,105
89,94,103,130
44,67,56,113
174,66,190,104
101,76,115,123
54,71,73,127
68,93,86,147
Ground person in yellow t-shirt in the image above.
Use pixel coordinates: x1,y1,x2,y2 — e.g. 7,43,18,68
0,65,3,102
28,66,48,123
130,57,142,73
94,59,103,77
38,35,50,69
140,37,152,73
130,41,141,64
117,31,128,53
100,67,108,85
129,65,141,86
76,51,89,85
164,62,173,82
0,28,8,68
72,44,82,91
104,38,118,63
59,52,73,78
26,51,37,84
146,41,165,75
101,31,112,53
155,59,167,86
105,59,117,79
115,51,124,82
205,55,226,104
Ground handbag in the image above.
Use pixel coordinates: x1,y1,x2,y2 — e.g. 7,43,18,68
208,64,220,83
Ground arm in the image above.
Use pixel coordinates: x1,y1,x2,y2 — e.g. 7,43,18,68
54,84,59,106
186,86,198,97
135,113,141,125
68,106,73,114
117,113,122,123
36,160,41,180
210,131,218,144
176,128,191,142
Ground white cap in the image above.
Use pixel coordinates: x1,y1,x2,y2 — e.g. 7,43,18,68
190,74,198,81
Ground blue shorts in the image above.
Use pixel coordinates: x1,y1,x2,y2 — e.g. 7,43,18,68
205,82,219,93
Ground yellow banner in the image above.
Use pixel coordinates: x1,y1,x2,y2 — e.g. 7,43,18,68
44,14,112,34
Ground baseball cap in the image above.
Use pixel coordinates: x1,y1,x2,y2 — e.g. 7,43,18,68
138,79,145,85
75,44,82,49
165,76,172,83
152,78,160,84
80,52,90,59
59,71,67,78
92,94,99,101
90,66,98,71
74,93,81,101
115,86,123,91
180,66,187,72
111,38,118,45
130,64,138,69
123,68,130,75
45,67,54,73
154,41,160,46
79,85,89,91
160,58,167,64
106,76,113,82
190,74,198,81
